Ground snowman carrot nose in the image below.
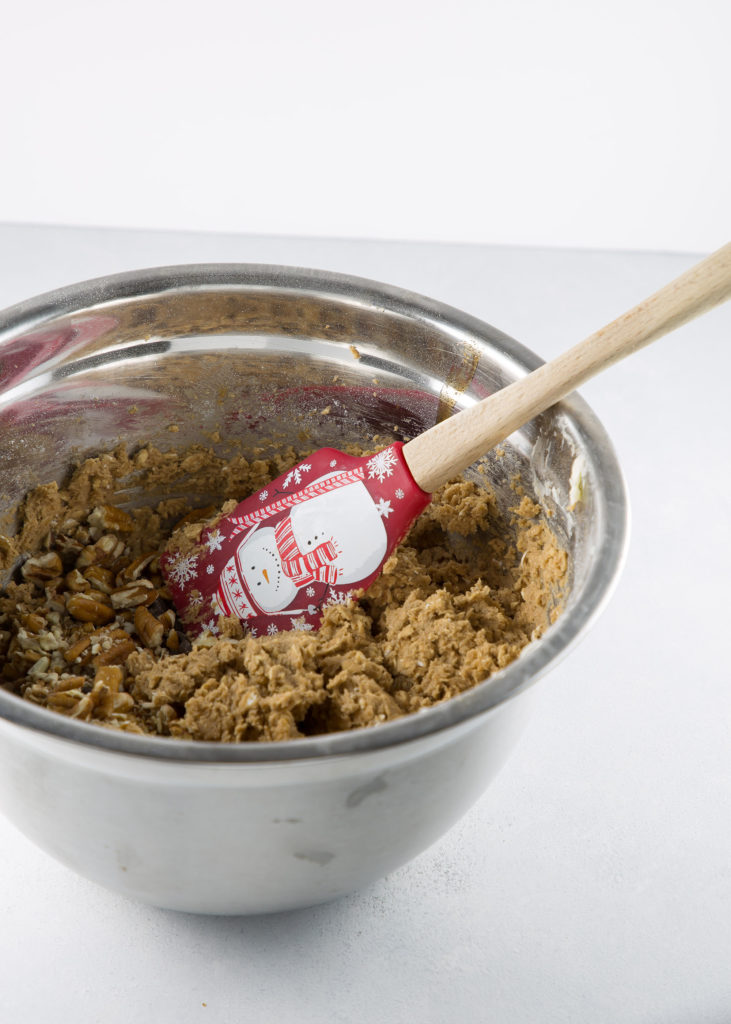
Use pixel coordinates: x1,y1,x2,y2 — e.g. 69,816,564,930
262,569,270,583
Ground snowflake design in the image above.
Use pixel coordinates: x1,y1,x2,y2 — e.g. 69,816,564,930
375,498,392,519
205,528,224,553
367,447,398,483
189,592,203,608
395,488,405,500
306,586,315,597
267,623,279,635
325,587,355,607
291,616,314,632
258,490,269,502
202,618,219,635
248,626,258,638
307,604,318,615
329,459,337,467
206,564,215,575
166,552,198,587
282,463,312,489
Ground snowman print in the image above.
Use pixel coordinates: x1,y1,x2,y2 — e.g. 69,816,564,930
217,472,388,621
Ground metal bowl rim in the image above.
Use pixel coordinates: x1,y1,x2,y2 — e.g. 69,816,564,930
0,263,630,764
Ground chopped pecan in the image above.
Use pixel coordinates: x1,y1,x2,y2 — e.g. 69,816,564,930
115,553,156,585
66,593,115,625
20,612,46,633
65,568,89,592
92,639,137,668
47,690,84,710
76,534,126,569
27,655,50,678
110,581,155,610
88,505,134,533
21,552,63,583
134,606,164,649
83,565,115,594
93,665,124,693
63,635,92,664
53,674,87,692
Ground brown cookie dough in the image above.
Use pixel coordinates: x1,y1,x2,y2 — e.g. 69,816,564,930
0,443,567,741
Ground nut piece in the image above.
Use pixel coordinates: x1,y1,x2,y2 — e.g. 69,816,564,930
21,552,63,583
174,505,216,529
54,533,84,563
88,505,134,533
134,606,164,649
63,635,92,664
158,609,176,631
75,545,99,570
66,593,115,625
93,665,124,693
20,612,46,633
53,674,87,692
27,655,50,678
115,553,156,585
110,581,154,610
76,534,126,569
92,640,137,668
113,692,135,713
95,534,126,563
83,565,115,595
65,569,88,593
47,690,84,710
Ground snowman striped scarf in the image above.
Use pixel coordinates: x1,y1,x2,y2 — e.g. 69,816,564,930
274,516,339,587
228,467,365,537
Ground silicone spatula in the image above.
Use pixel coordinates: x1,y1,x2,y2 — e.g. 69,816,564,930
161,243,731,639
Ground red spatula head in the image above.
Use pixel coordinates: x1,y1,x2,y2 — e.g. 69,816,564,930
160,443,431,638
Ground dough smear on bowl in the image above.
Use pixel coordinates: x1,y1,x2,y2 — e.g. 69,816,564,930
0,443,567,741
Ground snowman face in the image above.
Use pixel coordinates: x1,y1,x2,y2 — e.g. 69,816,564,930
289,477,387,584
238,528,297,613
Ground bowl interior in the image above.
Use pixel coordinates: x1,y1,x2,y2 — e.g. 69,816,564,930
0,265,628,760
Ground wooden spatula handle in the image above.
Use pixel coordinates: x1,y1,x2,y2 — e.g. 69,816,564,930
403,242,731,493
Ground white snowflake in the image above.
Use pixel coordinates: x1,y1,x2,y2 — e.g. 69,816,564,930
282,463,312,489
375,498,392,519
202,618,219,635
189,592,203,608
329,459,337,467
395,488,405,500
166,552,198,587
291,616,314,632
367,447,398,483
267,623,279,635
325,587,355,607
258,489,269,502
307,604,318,615
206,564,215,575
306,586,315,597
248,626,258,638
205,528,224,553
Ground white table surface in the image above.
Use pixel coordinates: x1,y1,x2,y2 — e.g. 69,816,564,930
0,223,729,1024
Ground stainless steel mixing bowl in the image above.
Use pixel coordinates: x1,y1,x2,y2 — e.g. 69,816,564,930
0,265,628,913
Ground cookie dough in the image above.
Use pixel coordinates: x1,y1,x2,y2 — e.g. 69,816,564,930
0,443,567,741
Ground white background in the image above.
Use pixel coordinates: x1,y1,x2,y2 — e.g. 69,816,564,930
1,4,731,1019
1,224,730,1024
1,0,729,252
